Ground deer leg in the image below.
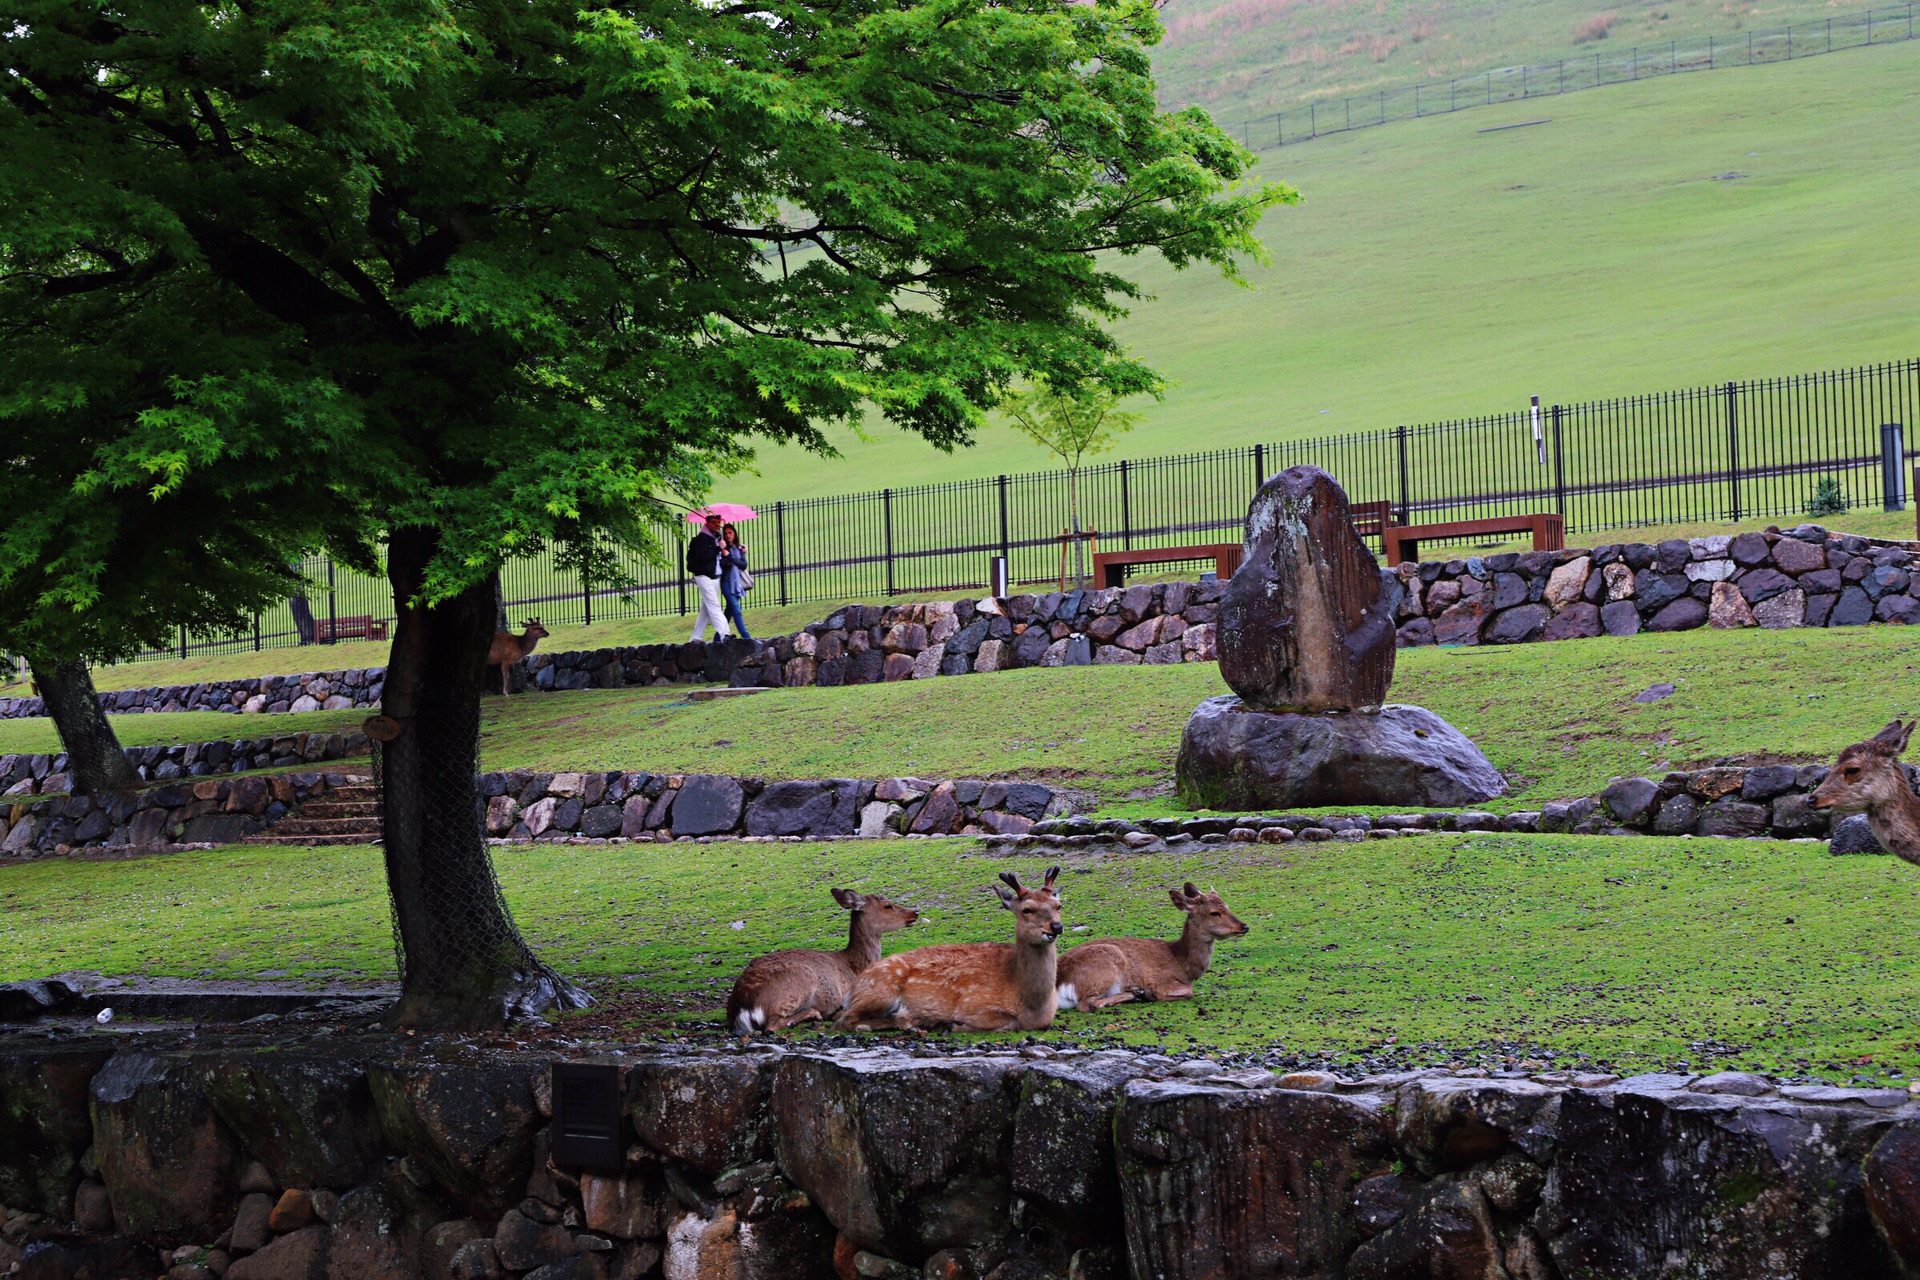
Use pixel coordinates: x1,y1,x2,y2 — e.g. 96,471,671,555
1082,990,1138,1011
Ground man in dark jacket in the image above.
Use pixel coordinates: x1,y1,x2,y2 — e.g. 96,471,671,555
687,511,731,641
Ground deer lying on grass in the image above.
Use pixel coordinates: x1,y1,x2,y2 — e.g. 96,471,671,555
1811,719,1920,866
487,619,550,696
1056,883,1250,1012
837,867,1063,1032
727,889,920,1034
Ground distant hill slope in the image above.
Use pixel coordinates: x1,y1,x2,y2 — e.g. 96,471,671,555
1149,0,1892,128
728,41,1920,504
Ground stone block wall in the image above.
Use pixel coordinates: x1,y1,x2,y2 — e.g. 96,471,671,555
0,730,369,801
477,771,1070,843
4,523,1914,723
1393,525,1919,646
1,1033,1917,1280
0,771,359,858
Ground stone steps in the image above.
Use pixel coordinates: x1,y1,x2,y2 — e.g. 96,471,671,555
245,784,384,845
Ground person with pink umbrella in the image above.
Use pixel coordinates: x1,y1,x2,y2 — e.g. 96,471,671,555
685,509,732,642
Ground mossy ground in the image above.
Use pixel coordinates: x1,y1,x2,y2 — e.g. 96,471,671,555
4,831,1915,1082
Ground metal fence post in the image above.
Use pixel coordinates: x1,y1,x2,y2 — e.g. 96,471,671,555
179,624,189,661
1725,381,1743,521
996,474,1011,563
253,612,261,652
1882,423,1907,510
883,488,895,597
326,558,338,645
677,539,688,616
1395,426,1411,523
1551,404,1568,517
1120,460,1133,549
582,568,592,627
1252,444,1266,492
775,500,789,606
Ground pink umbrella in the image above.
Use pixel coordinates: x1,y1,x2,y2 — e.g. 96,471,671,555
684,503,759,525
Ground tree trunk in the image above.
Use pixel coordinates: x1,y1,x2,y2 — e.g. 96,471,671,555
378,526,589,1029
1068,466,1085,589
29,656,139,794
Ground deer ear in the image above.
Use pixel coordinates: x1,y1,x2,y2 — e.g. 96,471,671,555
1183,881,1200,898
1169,888,1190,909
1874,720,1914,753
831,888,862,911
994,880,1020,909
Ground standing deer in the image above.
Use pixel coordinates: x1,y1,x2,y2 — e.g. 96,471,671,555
1057,883,1250,1012
726,888,920,1034
1811,719,1920,866
837,867,1064,1032
487,618,549,695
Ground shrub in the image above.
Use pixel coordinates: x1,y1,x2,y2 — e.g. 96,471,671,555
1805,476,1849,517
1573,12,1620,43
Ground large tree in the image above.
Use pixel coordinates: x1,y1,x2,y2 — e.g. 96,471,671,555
1,0,1289,1027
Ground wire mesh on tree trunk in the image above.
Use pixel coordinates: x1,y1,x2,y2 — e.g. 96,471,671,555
373,700,554,1002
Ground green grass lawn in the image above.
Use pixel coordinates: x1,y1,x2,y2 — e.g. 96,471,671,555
730,45,1920,503
474,624,1920,808
1149,0,1881,125
0,707,368,760
6,832,1915,1080
6,624,1914,805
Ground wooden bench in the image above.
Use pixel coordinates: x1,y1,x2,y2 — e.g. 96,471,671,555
1349,500,1394,554
1382,514,1565,566
313,615,390,643
1093,543,1244,589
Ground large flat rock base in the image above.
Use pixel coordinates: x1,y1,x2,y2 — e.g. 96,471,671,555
1176,697,1505,809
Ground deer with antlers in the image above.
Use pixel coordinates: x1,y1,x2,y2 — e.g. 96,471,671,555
837,867,1063,1032
487,618,550,696
1811,719,1920,866
1057,883,1250,1012
726,888,920,1034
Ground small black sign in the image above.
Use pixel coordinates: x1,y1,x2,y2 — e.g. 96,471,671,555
550,1061,624,1172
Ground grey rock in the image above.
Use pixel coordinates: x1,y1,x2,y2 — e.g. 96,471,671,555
671,776,745,837
1484,604,1549,645
1177,698,1504,810
1829,813,1885,856
1651,794,1697,835
1218,466,1398,712
1599,600,1641,637
1645,597,1707,633
1601,777,1661,826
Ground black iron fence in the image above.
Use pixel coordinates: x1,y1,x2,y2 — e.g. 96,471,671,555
1224,3,1918,150
120,357,1919,667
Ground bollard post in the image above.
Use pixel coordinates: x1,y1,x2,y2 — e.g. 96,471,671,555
1882,423,1907,510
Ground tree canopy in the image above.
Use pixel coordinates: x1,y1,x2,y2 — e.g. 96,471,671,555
1,0,1291,1023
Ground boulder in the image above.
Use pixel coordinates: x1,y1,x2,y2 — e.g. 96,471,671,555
1114,1079,1390,1280
670,776,745,837
1708,581,1755,628
629,1055,772,1173
1346,1181,1501,1280
1541,602,1600,642
91,1049,241,1237
1865,1124,1920,1270
1485,604,1549,645
1645,597,1707,633
1829,813,1885,855
0,1037,111,1216
226,1226,328,1280
744,780,863,838
1600,777,1661,827
1391,1078,1559,1175
494,1208,577,1272
1599,600,1640,637
1753,587,1806,629
770,1054,1019,1261
1537,1083,1902,1278
908,782,963,835
367,1057,541,1219
1009,1058,1135,1253
1176,699,1504,810
199,1048,385,1191
661,1206,833,1280
1543,557,1591,612
1218,466,1399,711
581,1168,667,1240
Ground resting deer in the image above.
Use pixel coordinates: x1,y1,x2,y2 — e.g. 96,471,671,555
487,618,550,695
1811,719,1920,866
726,889,920,1034
837,867,1063,1033
1057,883,1250,1012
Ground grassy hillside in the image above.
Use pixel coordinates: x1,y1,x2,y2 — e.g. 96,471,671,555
6,831,1917,1079
727,44,1920,503
1150,0,1888,125
10,625,1915,809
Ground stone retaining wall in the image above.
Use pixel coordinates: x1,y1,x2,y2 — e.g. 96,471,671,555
0,1032,1916,1280
4,523,1913,721
0,771,358,858
0,730,370,800
478,771,1071,843
1392,525,1919,645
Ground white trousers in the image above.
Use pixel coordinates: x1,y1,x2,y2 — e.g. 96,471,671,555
690,575,732,641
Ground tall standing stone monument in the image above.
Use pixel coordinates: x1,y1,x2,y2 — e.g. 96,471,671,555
1177,466,1504,809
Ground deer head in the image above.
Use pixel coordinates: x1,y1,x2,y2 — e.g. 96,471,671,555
994,867,1064,947
522,618,550,642
1812,719,1915,816
1171,882,1251,939
831,887,920,934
